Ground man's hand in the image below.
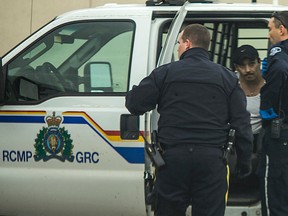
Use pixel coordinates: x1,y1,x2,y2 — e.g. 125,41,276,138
235,162,252,179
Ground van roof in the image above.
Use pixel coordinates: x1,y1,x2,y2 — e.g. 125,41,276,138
57,2,288,20
98,1,287,10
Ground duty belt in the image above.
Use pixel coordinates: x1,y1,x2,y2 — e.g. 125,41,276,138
160,143,224,151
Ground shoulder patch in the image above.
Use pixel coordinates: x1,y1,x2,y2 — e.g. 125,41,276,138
269,47,282,56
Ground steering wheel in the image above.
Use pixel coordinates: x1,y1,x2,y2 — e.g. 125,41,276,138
41,62,67,91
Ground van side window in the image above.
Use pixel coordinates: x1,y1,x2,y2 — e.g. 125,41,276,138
5,21,135,102
161,20,268,70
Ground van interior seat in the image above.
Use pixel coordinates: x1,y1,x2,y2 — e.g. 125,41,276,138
227,130,264,206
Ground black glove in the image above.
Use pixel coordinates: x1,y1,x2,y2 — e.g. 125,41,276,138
235,162,252,179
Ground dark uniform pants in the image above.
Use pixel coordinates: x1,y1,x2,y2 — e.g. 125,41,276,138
259,128,288,216
154,144,228,216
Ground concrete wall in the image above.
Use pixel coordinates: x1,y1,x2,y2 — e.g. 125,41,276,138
0,0,287,56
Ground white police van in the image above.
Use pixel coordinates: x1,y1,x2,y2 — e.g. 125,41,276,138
1,0,287,215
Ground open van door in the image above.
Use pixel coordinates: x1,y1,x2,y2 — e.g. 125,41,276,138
150,0,188,132
157,1,188,66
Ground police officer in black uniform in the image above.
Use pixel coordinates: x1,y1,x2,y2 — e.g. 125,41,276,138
259,11,288,216
125,24,253,216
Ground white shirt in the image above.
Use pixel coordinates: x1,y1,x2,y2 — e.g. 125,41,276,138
246,94,261,134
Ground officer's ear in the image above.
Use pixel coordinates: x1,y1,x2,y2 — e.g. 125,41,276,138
279,24,288,36
257,58,261,64
186,39,192,50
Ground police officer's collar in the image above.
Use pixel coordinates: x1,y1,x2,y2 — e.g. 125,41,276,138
269,39,288,57
271,38,288,48
180,47,210,60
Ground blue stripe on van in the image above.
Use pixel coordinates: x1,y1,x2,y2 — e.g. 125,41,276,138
0,115,45,123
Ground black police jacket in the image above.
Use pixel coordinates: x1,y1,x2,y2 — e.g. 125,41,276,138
260,39,288,125
126,48,253,164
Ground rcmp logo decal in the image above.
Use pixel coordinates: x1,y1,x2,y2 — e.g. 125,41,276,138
34,112,74,162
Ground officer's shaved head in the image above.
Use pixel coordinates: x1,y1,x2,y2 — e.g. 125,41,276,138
181,24,210,51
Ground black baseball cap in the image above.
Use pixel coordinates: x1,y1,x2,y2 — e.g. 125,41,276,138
233,45,259,65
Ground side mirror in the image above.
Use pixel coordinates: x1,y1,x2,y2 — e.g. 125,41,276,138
120,114,140,140
14,77,39,101
84,62,113,92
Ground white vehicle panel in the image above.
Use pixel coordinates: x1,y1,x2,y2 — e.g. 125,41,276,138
2,2,288,216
